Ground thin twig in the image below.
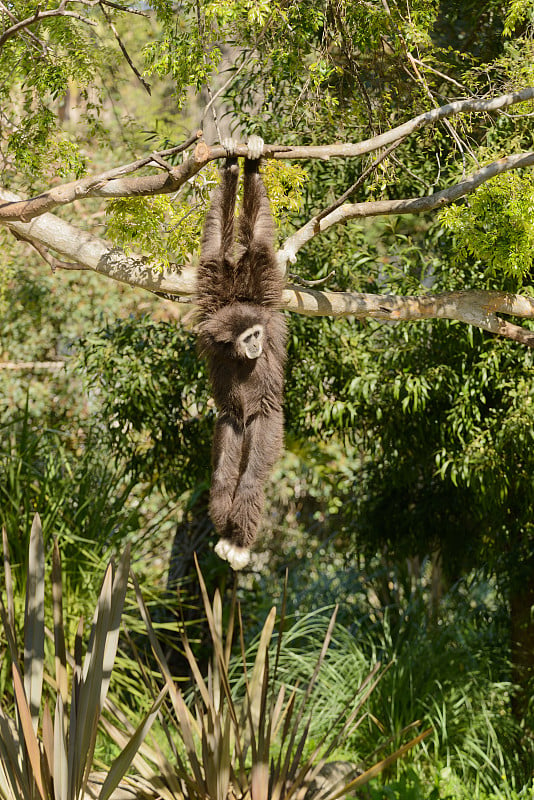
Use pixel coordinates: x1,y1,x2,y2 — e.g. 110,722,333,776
314,136,407,229
288,270,336,287
99,1,151,94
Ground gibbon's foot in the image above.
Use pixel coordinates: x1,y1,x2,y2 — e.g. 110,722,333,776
247,135,264,160
214,538,250,570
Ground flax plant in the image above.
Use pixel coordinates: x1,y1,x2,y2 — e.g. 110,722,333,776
105,563,430,800
0,513,165,800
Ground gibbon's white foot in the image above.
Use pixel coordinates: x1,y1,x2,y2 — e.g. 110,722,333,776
247,135,264,160
214,538,251,570
221,137,238,157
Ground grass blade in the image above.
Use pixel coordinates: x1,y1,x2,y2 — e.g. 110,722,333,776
2,526,14,631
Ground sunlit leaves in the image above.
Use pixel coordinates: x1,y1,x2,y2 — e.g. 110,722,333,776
106,195,204,267
261,160,307,219
440,171,534,287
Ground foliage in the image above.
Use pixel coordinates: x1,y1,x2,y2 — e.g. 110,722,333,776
440,171,534,287
242,561,533,794
0,239,148,427
79,316,213,493
105,164,218,267
0,2,115,186
0,412,141,580
0,513,165,800
109,566,430,800
104,159,306,266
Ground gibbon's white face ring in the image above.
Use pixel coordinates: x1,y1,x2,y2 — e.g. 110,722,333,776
237,324,264,360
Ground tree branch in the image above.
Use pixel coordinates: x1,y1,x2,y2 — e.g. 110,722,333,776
0,132,204,222
0,1,97,48
282,287,534,347
278,151,534,267
3,187,534,346
0,88,532,222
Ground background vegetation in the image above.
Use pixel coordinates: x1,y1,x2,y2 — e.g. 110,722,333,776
1,0,534,798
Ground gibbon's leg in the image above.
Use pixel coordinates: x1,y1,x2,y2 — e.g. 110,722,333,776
209,414,243,534
227,407,284,551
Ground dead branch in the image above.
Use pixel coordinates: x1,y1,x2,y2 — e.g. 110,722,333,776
0,361,66,370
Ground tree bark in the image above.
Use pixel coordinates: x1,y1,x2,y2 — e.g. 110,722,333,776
510,571,534,719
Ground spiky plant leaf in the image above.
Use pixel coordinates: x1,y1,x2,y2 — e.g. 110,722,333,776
24,513,45,733
52,538,68,708
74,543,131,799
12,666,48,800
98,686,168,800
54,695,68,800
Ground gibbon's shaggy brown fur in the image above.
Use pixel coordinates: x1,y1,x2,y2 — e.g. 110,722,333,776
196,138,287,569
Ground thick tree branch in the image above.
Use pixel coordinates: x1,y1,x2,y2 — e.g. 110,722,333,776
0,88,532,222
0,132,205,222
278,151,534,267
0,188,198,294
282,287,534,347
3,188,534,347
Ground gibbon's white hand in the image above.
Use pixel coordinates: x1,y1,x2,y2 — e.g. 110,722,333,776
246,135,264,160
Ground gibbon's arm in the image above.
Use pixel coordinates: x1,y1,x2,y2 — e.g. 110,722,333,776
238,139,276,254
198,149,239,268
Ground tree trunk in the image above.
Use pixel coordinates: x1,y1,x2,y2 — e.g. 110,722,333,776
510,568,534,720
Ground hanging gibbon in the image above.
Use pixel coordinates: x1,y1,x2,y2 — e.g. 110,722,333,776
196,136,287,570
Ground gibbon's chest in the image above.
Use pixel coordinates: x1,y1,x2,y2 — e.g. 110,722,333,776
209,351,276,422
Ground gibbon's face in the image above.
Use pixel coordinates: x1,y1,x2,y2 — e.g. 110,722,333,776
236,324,264,360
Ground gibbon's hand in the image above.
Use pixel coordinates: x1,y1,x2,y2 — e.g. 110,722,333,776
221,137,238,157
247,135,264,160
214,538,251,570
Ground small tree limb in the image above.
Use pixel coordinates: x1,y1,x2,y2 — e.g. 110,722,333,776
278,151,534,267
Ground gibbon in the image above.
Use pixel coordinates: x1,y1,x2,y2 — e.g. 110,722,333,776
196,136,287,570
